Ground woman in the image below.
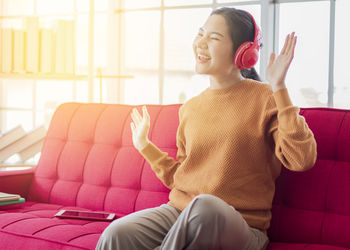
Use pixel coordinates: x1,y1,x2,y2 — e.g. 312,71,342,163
96,7,317,250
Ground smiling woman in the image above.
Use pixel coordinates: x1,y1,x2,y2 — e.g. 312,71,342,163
193,7,262,89
96,5,316,250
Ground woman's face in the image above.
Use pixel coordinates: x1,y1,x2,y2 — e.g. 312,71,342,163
193,14,236,76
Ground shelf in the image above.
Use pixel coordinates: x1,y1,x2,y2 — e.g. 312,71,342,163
0,164,36,171
0,73,134,81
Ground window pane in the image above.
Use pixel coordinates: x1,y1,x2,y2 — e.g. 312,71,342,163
163,73,209,104
77,0,109,13
36,0,74,15
164,8,212,71
95,14,108,68
124,0,161,9
1,80,33,109
334,0,350,108
95,0,109,12
76,81,89,102
124,73,159,104
164,0,212,6
36,110,52,129
77,0,89,12
218,0,257,3
76,14,89,69
279,1,329,107
36,81,74,111
93,79,109,103
2,0,34,16
0,110,33,132
124,11,160,69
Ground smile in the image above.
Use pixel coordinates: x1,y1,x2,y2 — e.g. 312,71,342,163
197,54,211,63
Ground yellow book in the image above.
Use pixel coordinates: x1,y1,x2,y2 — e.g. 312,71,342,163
0,29,2,72
65,20,75,75
39,28,54,73
13,29,26,73
25,17,39,73
1,28,13,73
55,20,65,74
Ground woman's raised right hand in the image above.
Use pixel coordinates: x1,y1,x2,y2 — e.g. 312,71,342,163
130,106,150,151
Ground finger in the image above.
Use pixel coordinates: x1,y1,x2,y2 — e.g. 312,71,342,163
286,32,295,55
132,111,142,126
131,112,138,126
268,52,276,67
143,106,150,122
142,106,147,119
287,35,297,60
280,34,290,55
133,108,142,124
130,122,135,133
290,35,297,57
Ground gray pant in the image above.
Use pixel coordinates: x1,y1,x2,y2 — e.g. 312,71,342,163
96,194,269,250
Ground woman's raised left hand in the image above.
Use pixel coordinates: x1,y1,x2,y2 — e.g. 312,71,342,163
266,32,297,92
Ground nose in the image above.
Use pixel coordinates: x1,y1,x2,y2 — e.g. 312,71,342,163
195,35,208,49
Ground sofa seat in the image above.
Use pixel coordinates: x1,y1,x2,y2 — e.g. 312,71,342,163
0,201,120,249
268,243,350,250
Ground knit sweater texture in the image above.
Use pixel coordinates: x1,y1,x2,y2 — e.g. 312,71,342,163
139,78,317,235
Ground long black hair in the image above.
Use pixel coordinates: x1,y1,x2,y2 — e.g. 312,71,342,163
210,7,261,81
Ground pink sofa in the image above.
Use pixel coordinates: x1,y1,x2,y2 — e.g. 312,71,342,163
0,102,349,250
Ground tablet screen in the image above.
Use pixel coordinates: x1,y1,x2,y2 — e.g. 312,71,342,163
62,210,111,219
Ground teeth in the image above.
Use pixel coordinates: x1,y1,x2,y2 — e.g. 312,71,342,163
199,55,210,60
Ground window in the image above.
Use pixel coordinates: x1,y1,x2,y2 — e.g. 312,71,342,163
278,1,330,107
334,0,350,108
0,0,349,165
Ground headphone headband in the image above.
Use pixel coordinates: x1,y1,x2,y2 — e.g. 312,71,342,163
233,11,262,70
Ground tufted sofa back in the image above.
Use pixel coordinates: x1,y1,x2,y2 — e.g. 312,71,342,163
268,108,350,248
27,103,180,216
27,103,350,248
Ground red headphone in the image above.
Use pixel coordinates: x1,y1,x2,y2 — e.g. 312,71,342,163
233,12,262,70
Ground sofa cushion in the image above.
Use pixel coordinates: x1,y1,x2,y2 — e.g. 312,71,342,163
0,202,110,249
27,103,181,215
268,108,350,249
268,242,350,249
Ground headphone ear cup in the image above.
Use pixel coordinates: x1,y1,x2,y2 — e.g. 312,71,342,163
241,47,259,69
234,41,253,70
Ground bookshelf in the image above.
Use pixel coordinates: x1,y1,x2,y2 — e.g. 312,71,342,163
0,73,133,81
0,0,132,165
0,0,130,102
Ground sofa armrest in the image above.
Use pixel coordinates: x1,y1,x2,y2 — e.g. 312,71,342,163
0,166,35,198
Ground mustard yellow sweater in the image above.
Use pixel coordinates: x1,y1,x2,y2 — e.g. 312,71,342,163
139,79,317,235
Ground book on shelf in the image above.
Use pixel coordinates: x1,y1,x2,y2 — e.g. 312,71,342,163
39,28,54,73
25,17,39,73
65,20,75,74
0,125,26,151
0,28,2,72
13,29,26,73
0,192,21,202
1,28,13,73
55,20,65,74
0,125,47,162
